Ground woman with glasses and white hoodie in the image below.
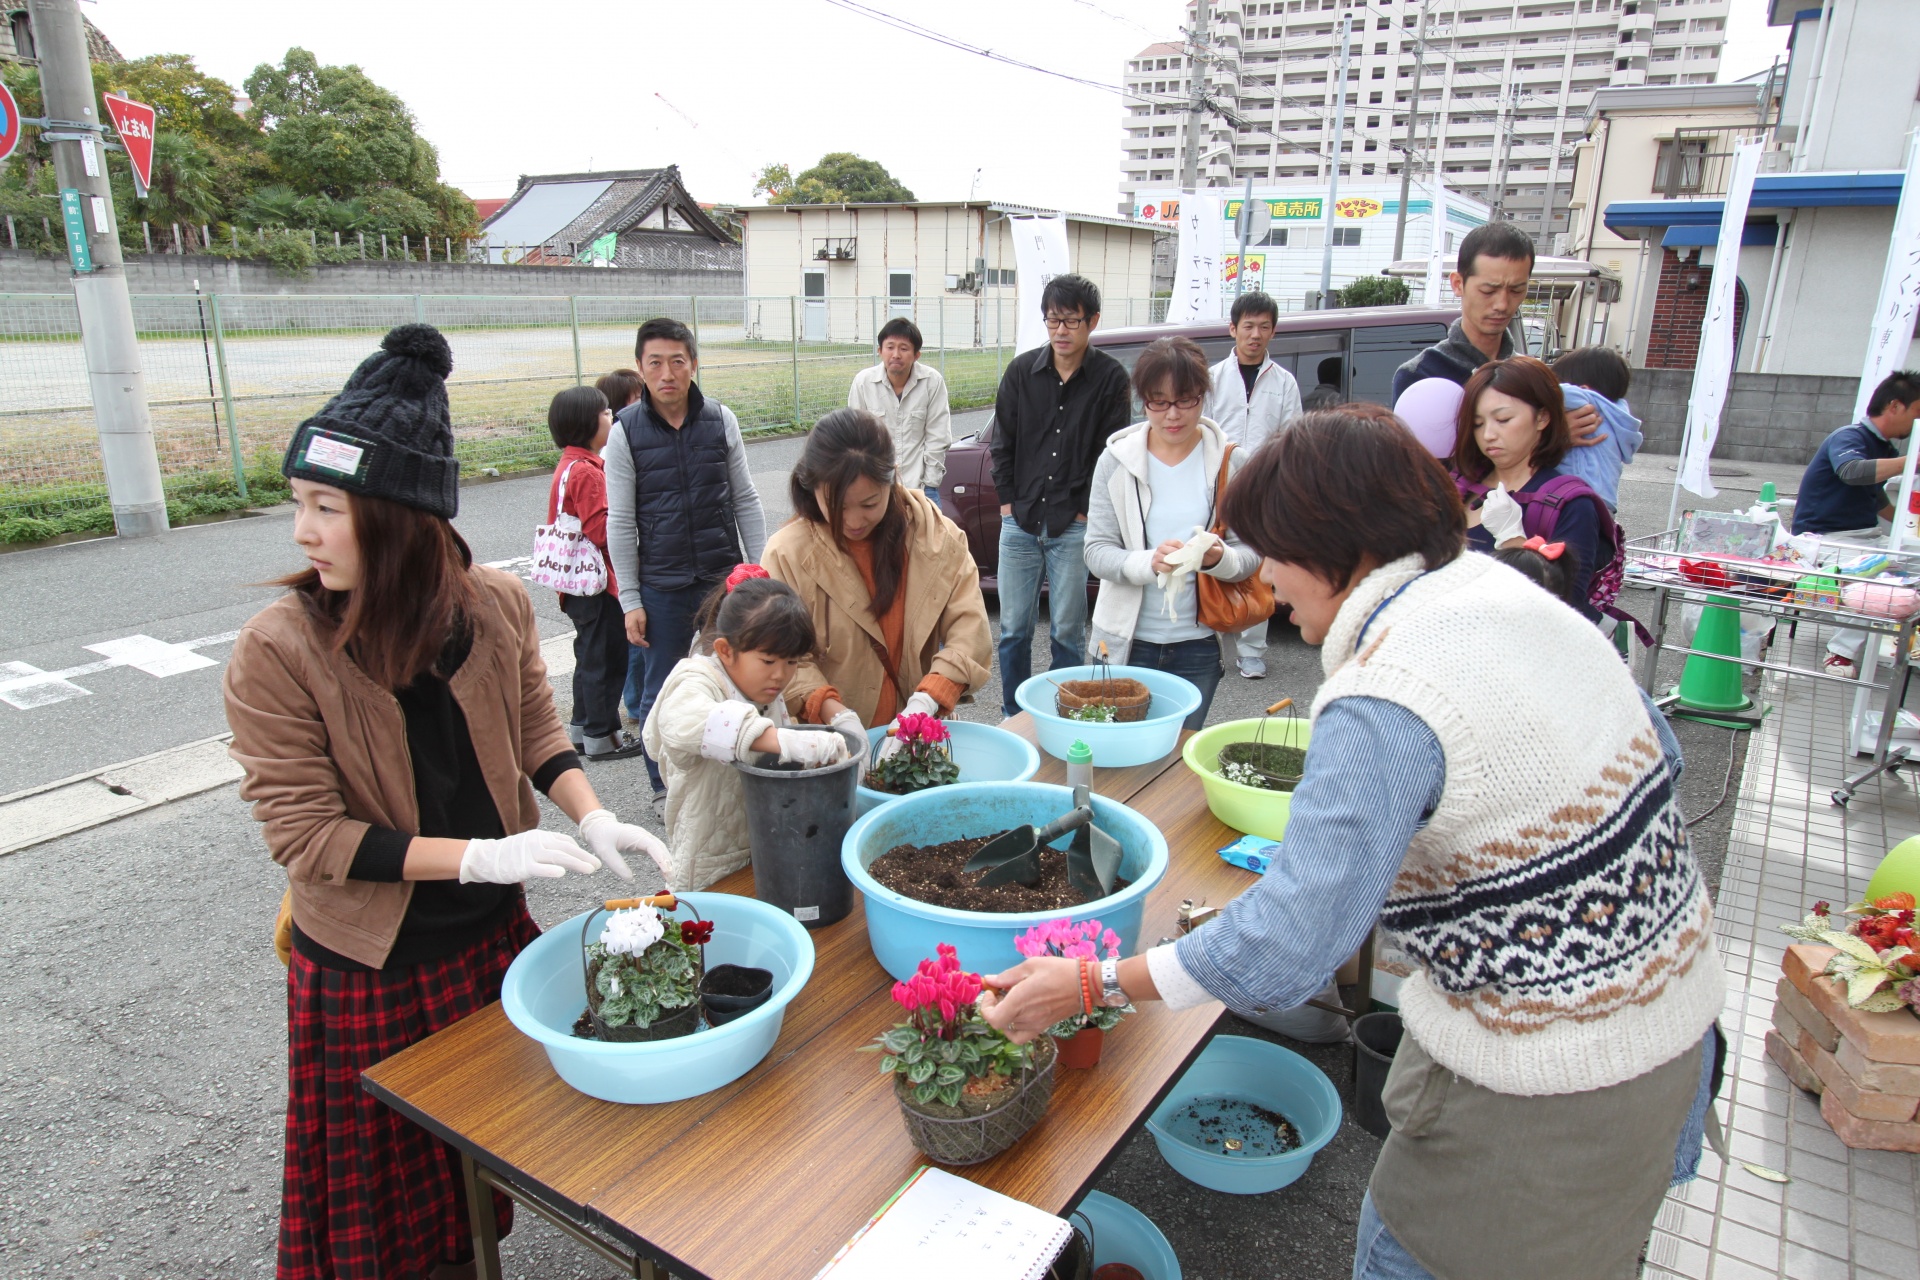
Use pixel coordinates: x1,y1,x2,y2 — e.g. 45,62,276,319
1081,336,1262,729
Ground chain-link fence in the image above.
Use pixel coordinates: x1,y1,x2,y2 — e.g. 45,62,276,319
0,292,1171,542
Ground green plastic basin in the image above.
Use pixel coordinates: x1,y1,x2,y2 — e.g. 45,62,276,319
1181,716,1313,842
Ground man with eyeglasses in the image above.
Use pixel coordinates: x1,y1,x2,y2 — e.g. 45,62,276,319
989,274,1132,718
605,316,768,805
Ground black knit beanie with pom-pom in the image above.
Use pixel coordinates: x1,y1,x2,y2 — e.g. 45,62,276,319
281,323,460,517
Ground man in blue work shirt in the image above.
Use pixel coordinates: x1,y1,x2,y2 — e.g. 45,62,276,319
1792,369,1920,676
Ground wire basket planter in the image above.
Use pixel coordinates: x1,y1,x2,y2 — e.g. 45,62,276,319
579,896,703,1043
1054,643,1152,723
894,1035,1058,1166
1216,698,1306,791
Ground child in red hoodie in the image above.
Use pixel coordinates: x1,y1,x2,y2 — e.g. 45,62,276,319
547,386,646,761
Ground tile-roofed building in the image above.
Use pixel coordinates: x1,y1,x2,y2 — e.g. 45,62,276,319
479,166,741,279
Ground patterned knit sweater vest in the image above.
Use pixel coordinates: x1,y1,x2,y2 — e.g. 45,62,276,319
1313,553,1724,1096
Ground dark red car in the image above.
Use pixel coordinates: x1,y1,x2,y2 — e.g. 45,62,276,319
937,305,1459,591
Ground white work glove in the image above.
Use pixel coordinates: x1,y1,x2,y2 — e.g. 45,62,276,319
577,809,671,884
875,691,942,763
1481,484,1526,545
1154,529,1222,619
776,727,850,768
828,708,869,761
458,829,599,884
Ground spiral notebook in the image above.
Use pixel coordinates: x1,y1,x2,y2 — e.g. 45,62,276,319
811,1166,1074,1280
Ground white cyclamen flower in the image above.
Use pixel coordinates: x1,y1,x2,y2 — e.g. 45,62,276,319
600,908,666,957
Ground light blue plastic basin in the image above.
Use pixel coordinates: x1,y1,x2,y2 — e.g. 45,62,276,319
1073,1191,1182,1279
841,780,1169,982
856,720,1042,816
1145,1035,1343,1194
500,892,814,1105
1015,664,1201,767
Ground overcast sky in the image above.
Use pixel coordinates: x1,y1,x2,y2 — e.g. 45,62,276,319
88,0,1791,216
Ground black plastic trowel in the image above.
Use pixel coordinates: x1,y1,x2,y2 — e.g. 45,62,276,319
963,785,1122,899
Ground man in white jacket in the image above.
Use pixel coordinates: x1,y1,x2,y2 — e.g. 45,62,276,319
1204,291,1301,679
847,317,952,502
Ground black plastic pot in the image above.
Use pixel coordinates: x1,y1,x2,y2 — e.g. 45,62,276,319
700,963,774,1026
589,998,701,1043
733,726,863,928
1352,1011,1404,1139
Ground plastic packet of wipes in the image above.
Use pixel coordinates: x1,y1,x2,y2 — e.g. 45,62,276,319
1217,835,1278,875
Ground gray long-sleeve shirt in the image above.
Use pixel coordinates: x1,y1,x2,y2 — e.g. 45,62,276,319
602,401,768,613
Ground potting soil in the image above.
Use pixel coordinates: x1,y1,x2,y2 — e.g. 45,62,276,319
868,834,1129,911
1163,1095,1302,1156
570,1006,711,1040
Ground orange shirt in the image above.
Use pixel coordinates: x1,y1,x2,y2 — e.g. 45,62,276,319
845,536,909,724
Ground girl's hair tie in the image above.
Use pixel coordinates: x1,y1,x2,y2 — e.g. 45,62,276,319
725,563,770,592
1521,536,1566,561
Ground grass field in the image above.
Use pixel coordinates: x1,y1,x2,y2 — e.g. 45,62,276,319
0,334,1012,542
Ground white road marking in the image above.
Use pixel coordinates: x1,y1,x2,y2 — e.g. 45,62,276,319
0,628,241,710
0,661,92,710
84,634,219,677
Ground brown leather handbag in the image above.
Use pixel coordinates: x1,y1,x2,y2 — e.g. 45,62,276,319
1195,443,1276,632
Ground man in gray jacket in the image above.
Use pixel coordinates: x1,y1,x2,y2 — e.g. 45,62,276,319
605,317,767,799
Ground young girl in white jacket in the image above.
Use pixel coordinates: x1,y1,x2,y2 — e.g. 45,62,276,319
641,566,862,890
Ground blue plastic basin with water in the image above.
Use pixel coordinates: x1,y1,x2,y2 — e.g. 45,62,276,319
1073,1191,1182,1279
841,780,1169,982
500,892,814,1105
1015,664,1201,768
1145,1035,1342,1194
856,720,1042,816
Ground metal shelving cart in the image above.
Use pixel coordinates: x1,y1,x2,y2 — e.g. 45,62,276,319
1625,528,1920,807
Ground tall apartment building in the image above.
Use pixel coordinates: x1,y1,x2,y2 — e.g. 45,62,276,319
1119,0,1730,247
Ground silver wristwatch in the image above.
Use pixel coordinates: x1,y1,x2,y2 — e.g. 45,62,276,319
1099,957,1128,1008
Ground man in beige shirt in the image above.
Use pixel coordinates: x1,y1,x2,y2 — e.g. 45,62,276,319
847,317,952,501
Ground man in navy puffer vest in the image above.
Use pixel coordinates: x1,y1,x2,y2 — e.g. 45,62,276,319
605,317,768,799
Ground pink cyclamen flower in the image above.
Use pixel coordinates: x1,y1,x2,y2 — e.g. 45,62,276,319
1101,929,1122,958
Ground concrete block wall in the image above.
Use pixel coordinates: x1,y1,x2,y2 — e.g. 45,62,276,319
0,249,741,299
1632,366,1861,465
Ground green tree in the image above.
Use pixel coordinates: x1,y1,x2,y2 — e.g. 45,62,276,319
1337,274,1411,308
752,162,795,202
771,153,916,204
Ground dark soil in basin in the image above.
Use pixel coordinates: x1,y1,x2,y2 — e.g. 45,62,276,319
868,834,1130,911
1165,1095,1303,1155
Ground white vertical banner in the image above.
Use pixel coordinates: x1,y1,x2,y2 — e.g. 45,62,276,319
1011,215,1071,357
1424,180,1450,307
1676,138,1765,501
1166,195,1225,325
1857,132,1920,548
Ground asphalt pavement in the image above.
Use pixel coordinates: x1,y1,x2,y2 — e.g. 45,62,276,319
0,431,1801,1278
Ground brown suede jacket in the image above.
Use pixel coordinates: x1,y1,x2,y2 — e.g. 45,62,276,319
223,566,574,968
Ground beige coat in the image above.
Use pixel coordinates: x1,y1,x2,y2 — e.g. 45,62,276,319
641,654,790,891
760,488,992,726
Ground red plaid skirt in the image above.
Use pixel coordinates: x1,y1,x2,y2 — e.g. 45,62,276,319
278,900,540,1280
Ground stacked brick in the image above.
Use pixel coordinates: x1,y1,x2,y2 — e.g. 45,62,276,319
1769,944,1920,1151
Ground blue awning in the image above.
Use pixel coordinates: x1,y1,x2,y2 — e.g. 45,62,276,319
1604,170,1905,237
1660,222,1780,248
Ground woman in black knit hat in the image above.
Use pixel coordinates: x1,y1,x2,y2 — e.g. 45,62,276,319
224,324,670,1280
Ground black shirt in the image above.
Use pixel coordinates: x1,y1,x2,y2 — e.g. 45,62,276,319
293,623,581,972
989,344,1132,537
1238,360,1261,400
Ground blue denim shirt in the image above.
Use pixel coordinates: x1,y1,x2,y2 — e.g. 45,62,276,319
1173,688,1684,1017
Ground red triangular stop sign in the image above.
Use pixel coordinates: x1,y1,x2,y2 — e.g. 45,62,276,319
101,93,155,196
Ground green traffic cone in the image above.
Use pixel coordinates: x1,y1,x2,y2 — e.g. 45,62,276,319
1669,599,1761,729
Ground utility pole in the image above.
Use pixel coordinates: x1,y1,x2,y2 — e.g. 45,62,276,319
1491,87,1516,221
1391,0,1432,262
1179,0,1212,192
33,0,166,537
1317,11,1353,308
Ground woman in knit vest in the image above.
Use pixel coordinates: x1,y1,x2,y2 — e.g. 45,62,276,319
981,410,1723,1280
